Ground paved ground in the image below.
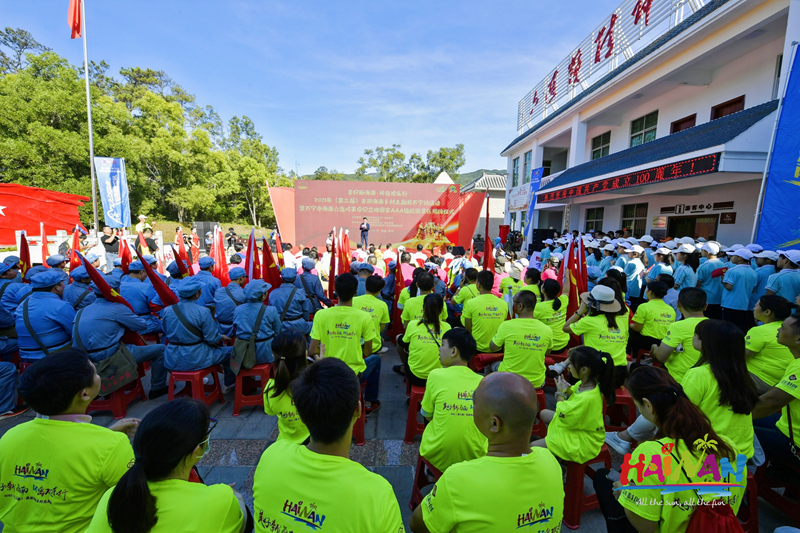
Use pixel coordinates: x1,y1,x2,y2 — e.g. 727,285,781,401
0,345,796,532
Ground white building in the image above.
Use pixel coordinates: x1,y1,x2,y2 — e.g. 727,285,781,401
463,172,508,242
502,0,800,244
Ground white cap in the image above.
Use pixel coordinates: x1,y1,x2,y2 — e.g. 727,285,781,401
556,238,568,244
650,241,658,248
746,243,763,253
603,244,616,252
601,236,612,242
398,245,406,252
624,245,645,254
551,253,564,261
754,250,779,261
638,235,654,243
779,250,800,264
701,242,721,255
655,247,672,255
610,265,624,272
676,244,696,254
678,236,695,245
696,237,708,243
138,214,147,219
664,240,678,250
724,244,744,252
730,248,754,260
544,239,554,245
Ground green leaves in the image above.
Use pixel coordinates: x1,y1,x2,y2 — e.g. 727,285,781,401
355,143,465,183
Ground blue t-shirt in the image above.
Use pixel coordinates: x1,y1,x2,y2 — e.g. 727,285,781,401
624,258,645,298
765,269,800,303
647,263,674,282
750,264,776,310
697,258,726,305
721,264,758,311
616,255,628,271
673,264,698,291
599,256,614,274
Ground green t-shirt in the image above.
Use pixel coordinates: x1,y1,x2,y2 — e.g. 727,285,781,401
401,294,448,324
545,381,605,463
533,295,570,349
352,294,389,347
661,316,707,383
264,378,310,445
86,480,243,533
421,450,564,533
682,365,754,459
453,285,478,306
403,320,452,379
498,277,523,299
775,357,800,445
569,314,629,366
632,299,676,339
493,318,553,388
0,419,134,533
520,283,541,300
419,366,488,472
310,306,376,373
398,287,412,309
462,293,507,352
746,321,795,386
619,438,744,533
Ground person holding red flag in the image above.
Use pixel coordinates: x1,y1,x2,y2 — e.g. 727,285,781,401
261,240,282,294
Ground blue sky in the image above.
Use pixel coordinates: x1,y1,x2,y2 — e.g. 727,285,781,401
4,0,619,175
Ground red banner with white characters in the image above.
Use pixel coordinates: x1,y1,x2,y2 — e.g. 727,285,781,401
0,184,89,246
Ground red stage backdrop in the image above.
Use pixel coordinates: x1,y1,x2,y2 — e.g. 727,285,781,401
0,184,89,246
293,181,461,249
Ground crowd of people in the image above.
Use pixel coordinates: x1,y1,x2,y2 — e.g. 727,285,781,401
0,228,798,533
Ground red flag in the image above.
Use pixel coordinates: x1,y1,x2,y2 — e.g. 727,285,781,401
274,232,285,269
156,253,166,275
190,232,200,266
118,233,132,274
140,249,179,307
244,229,258,282
262,240,282,292
387,256,406,340
69,227,82,272
468,239,474,262
137,232,151,257
328,228,338,300
40,223,49,268
79,253,134,311
68,0,81,39
340,230,351,273
168,244,191,277
212,227,230,286
175,228,190,265
482,190,494,272
577,236,589,295
19,231,31,279
252,240,262,281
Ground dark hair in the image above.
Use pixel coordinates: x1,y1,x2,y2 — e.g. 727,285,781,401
604,269,627,295
785,314,800,336
364,275,385,294
596,278,626,328
682,250,701,272
420,293,444,335
515,290,538,312
569,346,616,405
592,248,602,262
655,251,673,267
291,358,360,444
233,243,244,252
524,267,541,285
464,268,479,283
758,294,794,321
417,244,424,251
694,320,758,415
476,270,494,291
282,243,292,252
107,399,210,533
269,329,309,399
17,349,95,415
656,274,674,288
416,272,435,293
678,287,706,312
335,273,358,301
628,366,735,460
400,252,412,263
541,279,562,310
229,254,242,264
646,281,669,299
408,267,426,297
441,328,477,362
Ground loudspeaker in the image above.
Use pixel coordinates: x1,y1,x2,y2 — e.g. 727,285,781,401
527,229,551,253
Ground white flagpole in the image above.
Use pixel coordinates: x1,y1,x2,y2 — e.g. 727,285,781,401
80,0,100,238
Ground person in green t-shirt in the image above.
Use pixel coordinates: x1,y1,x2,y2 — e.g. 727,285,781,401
451,267,479,313
535,278,570,351
419,328,487,472
519,267,542,299
462,271,507,353
489,290,553,387
400,294,452,385
532,346,616,463
353,275,390,355
411,372,564,533
86,399,246,533
498,261,524,301
401,272,448,327
628,281,676,358
746,295,795,394
753,313,800,473
264,329,313,444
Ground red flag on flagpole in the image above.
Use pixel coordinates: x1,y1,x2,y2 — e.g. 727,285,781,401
274,232,286,269
139,250,179,307
68,0,82,39
118,233,132,274
212,227,230,286
262,240,282,293
137,232,151,256
253,240,262,281
79,253,134,311
40,222,49,268
19,231,31,279
482,190,495,273
68,227,82,272
468,239,474,262
168,244,191,278
244,229,258,282
387,255,406,341
340,230,351,273
327,228,337,300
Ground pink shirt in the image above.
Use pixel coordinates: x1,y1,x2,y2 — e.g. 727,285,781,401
541,267,559,281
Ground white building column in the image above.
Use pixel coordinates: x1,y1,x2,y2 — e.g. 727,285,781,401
780,0,800,95
568,114,588,169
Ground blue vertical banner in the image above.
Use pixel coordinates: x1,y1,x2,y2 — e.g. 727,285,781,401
524,167,544,241
94,157,131,229
757,50,800,250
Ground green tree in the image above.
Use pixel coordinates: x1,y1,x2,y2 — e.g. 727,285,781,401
310,166,344,180
355,144,408,182
0,27,50,74
355,143,466,183
424,144,466,181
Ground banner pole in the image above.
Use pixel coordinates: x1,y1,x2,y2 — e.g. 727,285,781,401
751,41,797,243
80,0,99,237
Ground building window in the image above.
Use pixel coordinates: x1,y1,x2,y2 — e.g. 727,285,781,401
711,96,744,120
670,114,696,134
542,160,552,177
521,210,526,231
630,111,658,147
510,212,517,230
512,157,519,187
523,151,532,183
585,208,604,232
773,54,783,100
621,203,648,236
591,132,611,160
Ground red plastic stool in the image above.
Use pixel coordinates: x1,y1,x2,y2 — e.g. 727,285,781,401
755,462,800,527
563,444,613,529
404,385,426,444
353,382,366,446
88,364,148,420
531,388,548,439
737,470,758,533
233,363,273,416
168,365,225,406
468,353,504,373
606,387,638,432
409,454,442,510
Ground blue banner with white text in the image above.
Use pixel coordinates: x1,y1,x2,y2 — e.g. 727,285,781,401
94,157,131,229
757,50,800,250
525,167,544,241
